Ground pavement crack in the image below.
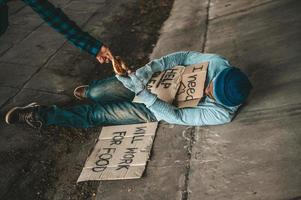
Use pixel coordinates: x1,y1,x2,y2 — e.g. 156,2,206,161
181,126,196,200
0,21,44,58
22,87,68,96
0,44,64,110
181,0,211,198
201,0,211,53
0,5,101,110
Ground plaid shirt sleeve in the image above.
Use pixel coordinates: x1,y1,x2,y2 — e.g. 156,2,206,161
0,0,8,5
23,0,103,56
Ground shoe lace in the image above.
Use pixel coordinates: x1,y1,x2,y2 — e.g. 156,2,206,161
19,110,42,129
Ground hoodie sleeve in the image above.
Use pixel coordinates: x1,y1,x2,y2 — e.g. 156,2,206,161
136,90,233,126
136,51,220,85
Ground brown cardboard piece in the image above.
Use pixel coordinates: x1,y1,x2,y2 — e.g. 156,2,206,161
77,122,158,182
145,66,185,103
133,62,208,108
175,62,208,108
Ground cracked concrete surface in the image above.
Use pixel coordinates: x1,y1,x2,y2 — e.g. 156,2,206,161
0,0,300,199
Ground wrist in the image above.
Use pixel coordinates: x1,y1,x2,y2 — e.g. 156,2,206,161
136,89,157,107
136,85,145,95
96,45,112,63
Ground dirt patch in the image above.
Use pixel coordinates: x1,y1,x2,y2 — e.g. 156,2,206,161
102,0,173,68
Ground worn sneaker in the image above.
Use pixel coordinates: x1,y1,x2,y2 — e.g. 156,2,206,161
73,85,88,100
5,102,43,129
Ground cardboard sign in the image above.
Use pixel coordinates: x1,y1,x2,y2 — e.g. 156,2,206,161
147,66,185,103
145,66,185,103
175,62,208,108
134,62,208,108
77,122,158,182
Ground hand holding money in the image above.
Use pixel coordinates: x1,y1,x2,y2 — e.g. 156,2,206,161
111,56,131,76
96,46,131,76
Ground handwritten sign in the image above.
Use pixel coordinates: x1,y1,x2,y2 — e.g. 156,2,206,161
133,62,208,108
175,62,208,108
146,66,185,103
77,122,158,182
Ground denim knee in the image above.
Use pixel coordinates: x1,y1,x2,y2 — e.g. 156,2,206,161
86,84,103,102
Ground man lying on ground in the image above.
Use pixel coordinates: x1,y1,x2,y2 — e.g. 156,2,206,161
4,51,252,129
0,0,111,63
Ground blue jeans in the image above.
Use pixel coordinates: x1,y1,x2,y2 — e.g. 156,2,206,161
38,77,157,128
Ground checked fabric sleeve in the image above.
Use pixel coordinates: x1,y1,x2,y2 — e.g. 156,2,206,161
23,0,103,56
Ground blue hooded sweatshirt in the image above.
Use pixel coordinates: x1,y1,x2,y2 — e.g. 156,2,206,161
135,51,240,126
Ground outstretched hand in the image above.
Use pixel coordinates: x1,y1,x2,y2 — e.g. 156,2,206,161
96,45,113,64
116,73,145,94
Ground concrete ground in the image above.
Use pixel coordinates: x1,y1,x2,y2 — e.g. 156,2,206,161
0,0,301,200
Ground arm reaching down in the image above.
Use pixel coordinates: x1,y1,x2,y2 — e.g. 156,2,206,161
23,0,103,56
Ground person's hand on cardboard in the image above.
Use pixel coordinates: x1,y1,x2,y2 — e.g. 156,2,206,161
96,45,113,64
